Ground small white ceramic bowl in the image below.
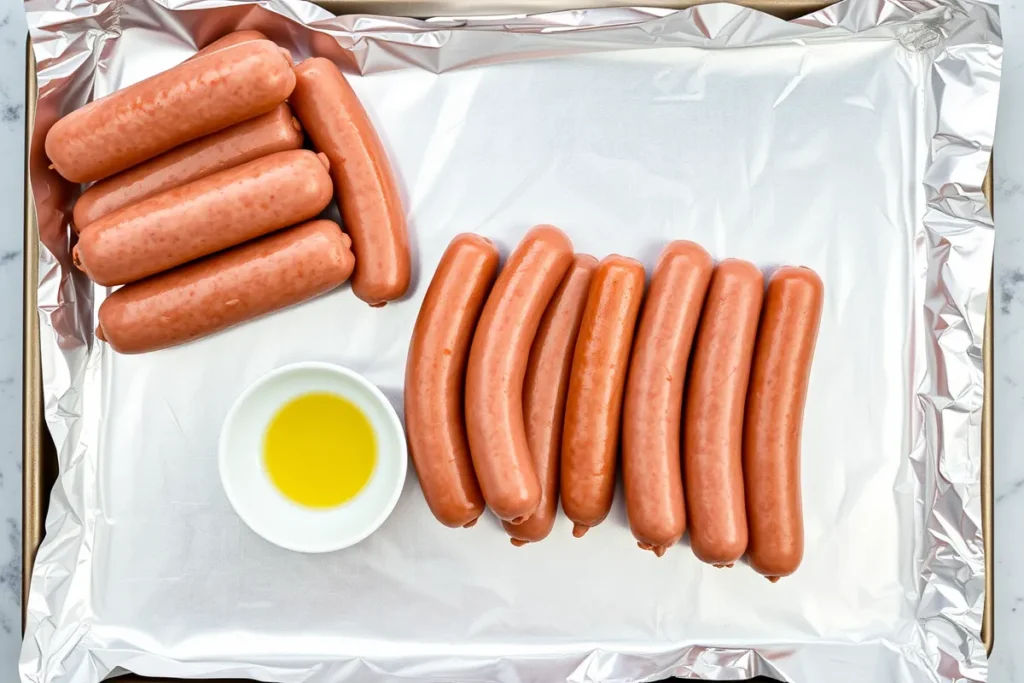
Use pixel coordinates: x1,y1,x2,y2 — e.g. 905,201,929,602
219,361,407,553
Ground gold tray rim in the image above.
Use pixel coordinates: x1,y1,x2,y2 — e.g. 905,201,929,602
19,3,996,678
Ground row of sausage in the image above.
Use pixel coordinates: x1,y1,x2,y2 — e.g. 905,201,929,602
43,32,411,353
405,227,824,581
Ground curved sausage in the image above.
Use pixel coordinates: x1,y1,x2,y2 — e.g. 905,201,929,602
561,255,645,538
289,58,410,307
405,234,499,528
504,254,597,546
96,220,353,354
46,40,295,183
73,103,303,231
192,30,270,59
684,259,763,567
465,225,574,523
73,150,333,286
744,266,824,581
622,241,712,556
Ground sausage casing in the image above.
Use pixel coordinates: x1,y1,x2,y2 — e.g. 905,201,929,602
73,149,333,286
73,103,303,231
192,30,270,59
504,254,597,545
683,258,763,567
465,225,574,523
405,234,499,528
561,255,645,538
622,241,712,556
290,58,410,307
96,220,354,353
744,266,824,581
46,40,295,183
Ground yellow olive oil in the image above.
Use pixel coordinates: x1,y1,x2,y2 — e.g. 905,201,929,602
263,392,376,508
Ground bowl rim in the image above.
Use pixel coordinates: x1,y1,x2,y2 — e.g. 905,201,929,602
218,360,408,554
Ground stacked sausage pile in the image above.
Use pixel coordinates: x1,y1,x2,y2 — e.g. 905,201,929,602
406,226,824,581
46,32,410,353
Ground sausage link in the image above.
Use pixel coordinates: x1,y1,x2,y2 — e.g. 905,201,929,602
504,254,598,545
684,259,763,567
561,255,645,538
73,149,333,286
465,225,574,523
744,266,824,581
73,103,303,231
405,234,499,528
96,220,353,354
46,40,295,183
192,30,270,59
622,241,712,556
290,58,410,307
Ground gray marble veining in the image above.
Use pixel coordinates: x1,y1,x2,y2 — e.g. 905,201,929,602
2,0,1023,681
0,0,26,678
992,1,1024,679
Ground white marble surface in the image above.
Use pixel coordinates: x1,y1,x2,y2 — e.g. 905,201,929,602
992,0,1024,680
0,0,26,679
0,1,1020,683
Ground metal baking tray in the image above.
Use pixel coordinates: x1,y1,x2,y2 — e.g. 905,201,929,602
20,0,996,679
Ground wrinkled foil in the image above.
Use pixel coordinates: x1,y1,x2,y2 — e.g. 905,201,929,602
20,0,999,681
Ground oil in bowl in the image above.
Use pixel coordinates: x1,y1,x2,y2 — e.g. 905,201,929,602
219,362,408,553
263,392,376,508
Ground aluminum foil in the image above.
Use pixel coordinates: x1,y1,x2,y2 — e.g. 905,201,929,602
20,0,1000,681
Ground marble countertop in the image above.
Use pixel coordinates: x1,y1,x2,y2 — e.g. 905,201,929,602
0,1,1020,682
0,0,26,679
991,0,1024,678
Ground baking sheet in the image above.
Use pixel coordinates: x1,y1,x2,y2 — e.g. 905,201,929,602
20,0,1000,681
